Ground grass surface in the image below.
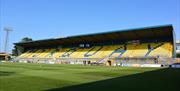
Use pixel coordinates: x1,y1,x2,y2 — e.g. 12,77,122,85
0,62,180,91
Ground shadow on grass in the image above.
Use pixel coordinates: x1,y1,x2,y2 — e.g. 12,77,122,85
46,68,180,91
0,71,15,76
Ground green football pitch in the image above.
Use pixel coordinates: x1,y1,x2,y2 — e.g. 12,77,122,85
0,62,180,91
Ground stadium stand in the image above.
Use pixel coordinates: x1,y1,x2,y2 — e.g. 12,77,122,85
16,42,172,58
0,53,9,61
14,25,176,66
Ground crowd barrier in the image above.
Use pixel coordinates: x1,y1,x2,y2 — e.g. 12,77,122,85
13,57,178,67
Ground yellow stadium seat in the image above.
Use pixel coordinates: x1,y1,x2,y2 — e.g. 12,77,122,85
17,42,173,59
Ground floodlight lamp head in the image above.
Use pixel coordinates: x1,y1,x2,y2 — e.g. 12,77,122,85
4,27,13,31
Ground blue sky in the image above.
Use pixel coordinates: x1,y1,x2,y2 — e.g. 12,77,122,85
0,0,180,53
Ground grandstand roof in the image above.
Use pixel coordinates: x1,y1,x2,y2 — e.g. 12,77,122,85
14,24,174,47
0,53,9,56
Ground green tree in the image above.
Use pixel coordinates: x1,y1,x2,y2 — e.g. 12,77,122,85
21,37,33,42
12,46,18,56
